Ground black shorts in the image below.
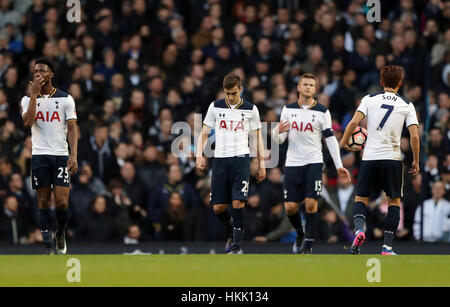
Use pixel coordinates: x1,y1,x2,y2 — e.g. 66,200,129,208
355,160,404,200
210,155,250,205
283,163,324,202
31,155,70,190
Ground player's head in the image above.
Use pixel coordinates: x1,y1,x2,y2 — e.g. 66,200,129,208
380,65,403,90
297,73,317,99
34,58,55,85
223,72,242,105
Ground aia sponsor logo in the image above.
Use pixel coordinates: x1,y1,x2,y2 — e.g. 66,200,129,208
291,121,313,132
219,120,244,131
35,111,61,122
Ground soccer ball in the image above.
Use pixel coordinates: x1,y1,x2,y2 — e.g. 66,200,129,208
347,127,367,151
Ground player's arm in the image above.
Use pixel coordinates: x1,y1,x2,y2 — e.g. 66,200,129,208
22,77,44,127
272,107,289,144
67,119,78,175
195,124,212,172
250,105,266,182
340,111,365,152
407,124,420,176
196,102,215,172
255,128,266,183
323,111,351,183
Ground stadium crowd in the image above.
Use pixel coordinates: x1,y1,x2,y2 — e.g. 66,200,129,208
0,0,449,246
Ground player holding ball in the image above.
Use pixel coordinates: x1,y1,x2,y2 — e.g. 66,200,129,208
340,65,420,255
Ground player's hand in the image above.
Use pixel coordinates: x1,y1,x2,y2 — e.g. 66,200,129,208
276,121,290,133
67,155,78,175
29,77,44,97
196,156,208,172
340,140,359,152
256,167,266,183
337,167,351,183
409,160,419,176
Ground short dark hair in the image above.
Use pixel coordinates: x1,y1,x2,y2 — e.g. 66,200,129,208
223,73,242,89
380,65,403,88
35,58,55,73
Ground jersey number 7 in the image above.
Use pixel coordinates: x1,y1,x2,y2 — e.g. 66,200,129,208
377,104,394,130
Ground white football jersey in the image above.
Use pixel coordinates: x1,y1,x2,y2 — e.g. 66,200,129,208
278,101,334,166
203,98,262,158
357,91,419,161
21,89,77,156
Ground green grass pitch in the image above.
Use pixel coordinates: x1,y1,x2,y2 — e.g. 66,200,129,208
0,254,449,287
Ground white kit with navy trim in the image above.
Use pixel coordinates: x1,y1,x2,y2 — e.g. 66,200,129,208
357,91,419,161
274,101,336,167
203,98,262,158
21,89,77,156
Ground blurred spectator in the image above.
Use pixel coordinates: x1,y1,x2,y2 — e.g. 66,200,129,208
103,142,130,182
7,172,35,228
318,207,348,243
68,163,105,228
160,192,187,241
321,172,355,228
300,44,326,75
79,123,112,181
0,155,13,197
253,206,293,243
107,73,127,112
414,181,450,242
402,173,423,239
137,144,167,192
147,163,197,224
330,68,358,123
323,58,344,97
348,38,377,90
428,127,448,163
423,154,441,199
123,224,149,245
106,178,132,233
1,120,23,158
75,195,121,242
0,195,28,244
186,188,223,241
245,187,270,241
0,0,21,28
120,161,146,207
258,167,284,214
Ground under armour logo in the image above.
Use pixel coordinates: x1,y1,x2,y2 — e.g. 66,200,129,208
219,113,226,118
